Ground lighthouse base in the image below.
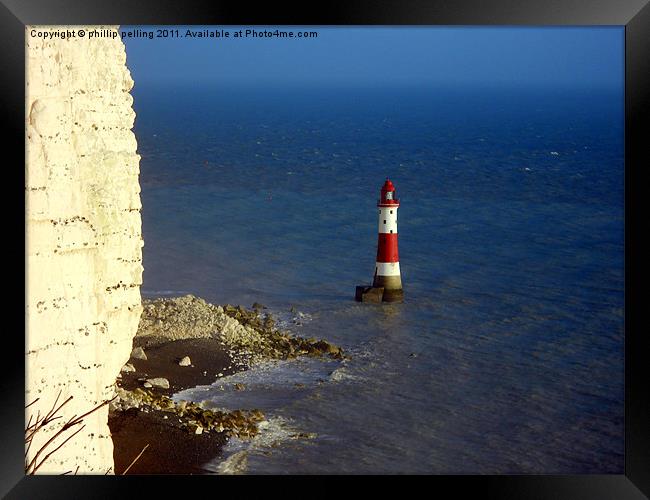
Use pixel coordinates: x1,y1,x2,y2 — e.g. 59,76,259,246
354,286,403,304
372,273,402,290
382,288,404,303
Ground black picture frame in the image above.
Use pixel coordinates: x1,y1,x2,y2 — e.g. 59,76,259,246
4,0,648,497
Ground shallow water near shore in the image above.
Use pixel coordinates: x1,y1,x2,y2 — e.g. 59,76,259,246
135,84,623,473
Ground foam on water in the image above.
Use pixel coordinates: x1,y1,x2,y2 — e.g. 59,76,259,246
174,356,345,412
204,416,314,475
174,356,345,473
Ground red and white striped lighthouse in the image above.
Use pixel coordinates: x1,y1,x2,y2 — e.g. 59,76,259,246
372,178,403,302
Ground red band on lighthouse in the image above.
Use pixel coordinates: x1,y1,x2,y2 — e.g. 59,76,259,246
376,233,399,262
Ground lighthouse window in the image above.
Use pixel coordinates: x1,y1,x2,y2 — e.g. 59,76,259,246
383,220,386,224
390,230,393,233
390,210,393,214
386,192,393,200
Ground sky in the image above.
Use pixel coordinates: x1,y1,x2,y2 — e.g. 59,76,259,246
120,26,623,90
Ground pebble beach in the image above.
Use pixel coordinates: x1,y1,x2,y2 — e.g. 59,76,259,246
108,294,344,474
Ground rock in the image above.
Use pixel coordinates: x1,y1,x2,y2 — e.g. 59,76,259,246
234,383,246,391
121,362,136,373
327,344,341,355
178,356,191,366
195,426,203,435
135,295,347,369
291,432,317,440
143,381,153,388
131,346,147,360
146,377,170,389
357,286,384,303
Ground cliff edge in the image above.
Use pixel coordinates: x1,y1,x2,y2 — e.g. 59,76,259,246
25,26,142,474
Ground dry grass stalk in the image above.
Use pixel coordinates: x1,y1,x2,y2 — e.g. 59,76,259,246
121,443,150,475
25,390,116,474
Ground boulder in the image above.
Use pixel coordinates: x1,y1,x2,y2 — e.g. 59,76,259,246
355,286,384,303
146,377,170,389
131,346,147,360
178,356,191,367
121,363,136,373
326,344,341,355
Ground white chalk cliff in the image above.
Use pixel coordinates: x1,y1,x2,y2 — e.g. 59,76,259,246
25,26,143,474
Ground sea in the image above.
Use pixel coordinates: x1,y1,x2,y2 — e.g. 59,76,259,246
132,83,624,474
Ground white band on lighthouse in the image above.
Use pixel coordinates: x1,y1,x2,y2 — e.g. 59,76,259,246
378,207,398,234
375,262,401,276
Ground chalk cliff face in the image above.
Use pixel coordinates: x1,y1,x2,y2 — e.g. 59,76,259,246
25,26,142,474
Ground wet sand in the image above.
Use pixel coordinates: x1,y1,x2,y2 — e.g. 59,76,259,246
118,337,243,397
109,407,228,474
109,337,245,474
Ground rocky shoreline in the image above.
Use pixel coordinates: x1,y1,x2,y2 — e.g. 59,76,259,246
109,294,344,474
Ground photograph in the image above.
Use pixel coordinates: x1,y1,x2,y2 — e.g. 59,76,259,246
24,23,628,478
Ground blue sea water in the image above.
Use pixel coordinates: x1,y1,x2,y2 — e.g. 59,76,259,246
133,83,624,474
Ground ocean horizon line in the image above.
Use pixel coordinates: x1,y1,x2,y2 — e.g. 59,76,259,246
130,80,623,95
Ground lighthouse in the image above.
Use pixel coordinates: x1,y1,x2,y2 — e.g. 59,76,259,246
355,178,404,303
373,178,403,301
